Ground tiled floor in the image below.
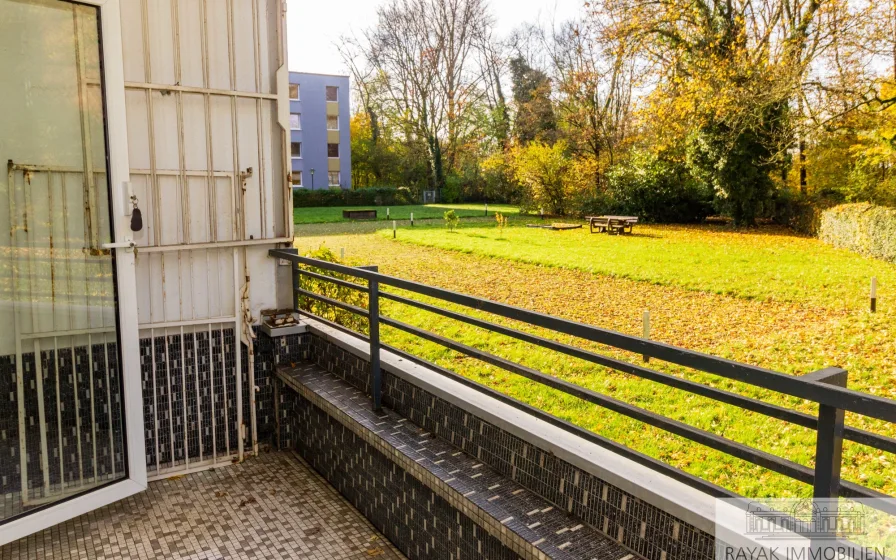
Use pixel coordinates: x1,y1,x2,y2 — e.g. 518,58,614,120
1,452,406,560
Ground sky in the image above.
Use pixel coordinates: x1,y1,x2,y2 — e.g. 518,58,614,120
285,0,584,76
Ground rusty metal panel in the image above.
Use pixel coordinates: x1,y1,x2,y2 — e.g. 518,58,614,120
119,0,146,83
232,0,258,93
146,0,176,85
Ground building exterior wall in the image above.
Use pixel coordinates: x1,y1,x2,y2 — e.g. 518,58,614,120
288,72,352,190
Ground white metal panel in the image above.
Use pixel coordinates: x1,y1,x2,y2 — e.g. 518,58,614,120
146,0,176,85
177,0,205,88
232,0,257,93
119,0,146,82
209,95,235,172
125,90,151,170
237,98,261,240
206,1,232,91
157,175,184,246
257,0,278,95
187,176,211,243
182,94,208,171
214,175,237,241
130,173,154,247
151,92,180,171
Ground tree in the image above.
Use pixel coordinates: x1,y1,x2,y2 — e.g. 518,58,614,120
509,56,556,144
511,141,573,214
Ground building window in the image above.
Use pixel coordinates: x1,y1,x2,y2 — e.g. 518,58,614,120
289,83,299,100
291,171,302,187
327,143,339,158
290,113,301,130
291,142,301,158
328,171,340,186
326,86,338,102
327,116,339,130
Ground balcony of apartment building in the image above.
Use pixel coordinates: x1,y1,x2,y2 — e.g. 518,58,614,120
2,1,895,559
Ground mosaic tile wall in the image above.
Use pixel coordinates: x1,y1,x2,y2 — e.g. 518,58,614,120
0,342,127,518
140,327,308,475
278,380,524,560
306,334,717,560
250,329,309,443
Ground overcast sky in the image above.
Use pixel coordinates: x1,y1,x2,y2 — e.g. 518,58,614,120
285,0,584,76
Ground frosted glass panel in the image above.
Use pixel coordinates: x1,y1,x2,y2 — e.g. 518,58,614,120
0,0,127,522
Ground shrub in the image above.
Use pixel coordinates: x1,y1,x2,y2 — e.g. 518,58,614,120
444,209,460,231
297,246,369,332
819,203,896,263
292,186,415,208
511,141,573,215
603,152,714,223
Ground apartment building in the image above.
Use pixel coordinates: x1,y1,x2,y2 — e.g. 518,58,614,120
288,72,352,189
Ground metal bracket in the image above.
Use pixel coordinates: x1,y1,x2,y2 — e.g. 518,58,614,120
101,240,136,250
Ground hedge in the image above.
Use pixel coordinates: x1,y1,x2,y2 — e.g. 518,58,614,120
819,203,896,263
292,186,415,208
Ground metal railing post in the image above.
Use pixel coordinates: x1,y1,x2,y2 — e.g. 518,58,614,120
360,265,382,411
804,367,848,550
805,367,848,499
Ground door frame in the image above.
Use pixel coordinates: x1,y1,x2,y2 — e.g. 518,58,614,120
0,0,146,545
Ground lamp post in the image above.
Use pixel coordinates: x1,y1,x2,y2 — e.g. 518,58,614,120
310,168,315,190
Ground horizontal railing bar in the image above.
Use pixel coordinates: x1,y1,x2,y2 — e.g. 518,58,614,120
840,482,896,516
381,291,896,456
270,250,896,424
380,315,817,485
293,306,896,517
295,289,369,318
296,267,368,292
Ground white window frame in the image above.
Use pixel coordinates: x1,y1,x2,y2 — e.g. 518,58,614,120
289,83,299,100
292,171,302,187
327,115,339,131
0,0,147,545
327,143,340,159
290,112,301,130
328,171,341,186
326,86,339,102
291,141,302,160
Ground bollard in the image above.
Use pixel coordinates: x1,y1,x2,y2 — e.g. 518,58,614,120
386,207,390,218
485,203,488,217
642,310,651,362
871,277,878,313
410,212,414,226
340,247,345,261
393,220,396,239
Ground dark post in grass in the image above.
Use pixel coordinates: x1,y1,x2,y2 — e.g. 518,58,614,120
804,366,848,551
360,265,382,412
871,277,877,313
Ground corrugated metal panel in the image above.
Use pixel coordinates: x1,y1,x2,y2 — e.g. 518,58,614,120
121,0,289,478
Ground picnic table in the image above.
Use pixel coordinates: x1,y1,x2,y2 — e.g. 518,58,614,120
586,215,638,234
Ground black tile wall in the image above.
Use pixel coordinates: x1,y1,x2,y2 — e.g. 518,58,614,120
0,342,126,505
279,383,523,560
307,334,717,560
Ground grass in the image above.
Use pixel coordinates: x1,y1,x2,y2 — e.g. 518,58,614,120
382,219,896,310
293,203,519,224
293,220,896,501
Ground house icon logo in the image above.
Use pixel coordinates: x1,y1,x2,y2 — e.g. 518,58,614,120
746,499,866,540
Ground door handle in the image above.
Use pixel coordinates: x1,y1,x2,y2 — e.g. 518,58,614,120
101,240,136,250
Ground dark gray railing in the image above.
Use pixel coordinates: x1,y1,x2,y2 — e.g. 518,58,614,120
270,249,896,516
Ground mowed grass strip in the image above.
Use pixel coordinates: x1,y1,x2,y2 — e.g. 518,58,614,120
294,224,896,499
293,203,519,224
381,220,896,311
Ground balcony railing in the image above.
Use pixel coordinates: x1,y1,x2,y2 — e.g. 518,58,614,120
269,249,896,519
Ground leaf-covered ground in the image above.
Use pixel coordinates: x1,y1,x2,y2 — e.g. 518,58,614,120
293,220,896,499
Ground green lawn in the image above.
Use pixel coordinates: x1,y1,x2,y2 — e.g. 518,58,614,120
293,203,519,224
294,220,896,502
381,219,896,310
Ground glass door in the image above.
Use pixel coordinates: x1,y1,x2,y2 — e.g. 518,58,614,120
0,0,137,529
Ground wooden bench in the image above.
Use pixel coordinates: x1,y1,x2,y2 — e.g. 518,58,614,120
342,209,377,220
586,215,638,234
